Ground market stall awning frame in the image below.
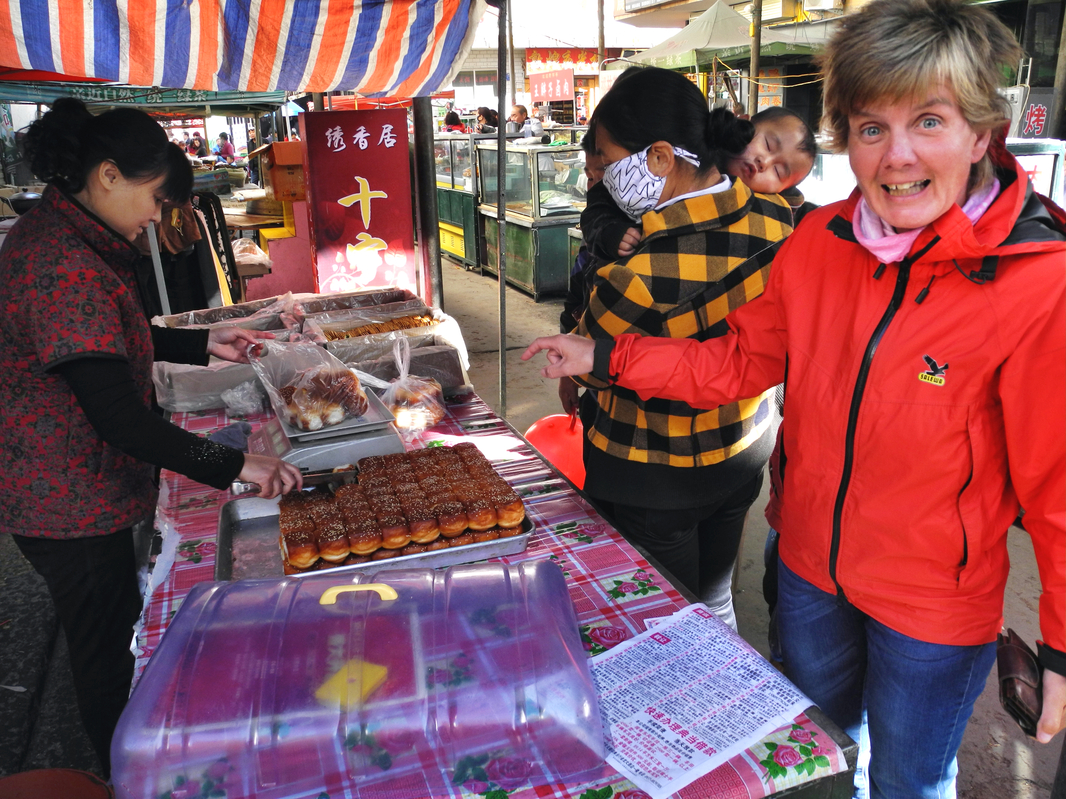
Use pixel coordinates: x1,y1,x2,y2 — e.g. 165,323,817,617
0,81,287,115
0,0,486,96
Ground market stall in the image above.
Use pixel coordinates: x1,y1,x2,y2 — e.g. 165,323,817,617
125,287,857,799
476,141,588,299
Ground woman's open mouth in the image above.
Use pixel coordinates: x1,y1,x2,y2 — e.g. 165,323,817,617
883,180,930,197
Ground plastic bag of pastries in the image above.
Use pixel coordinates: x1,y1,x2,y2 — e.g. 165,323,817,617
381,337,446,432
250,340,368,431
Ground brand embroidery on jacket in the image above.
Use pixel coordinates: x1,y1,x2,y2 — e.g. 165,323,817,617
919,355,949,386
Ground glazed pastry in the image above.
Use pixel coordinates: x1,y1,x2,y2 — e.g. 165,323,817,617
463,498,497,531
434,500,469,537
344,514,383,555
281,529,319,569
425,538,451,551
316,516,351,563
471,529,500,544
377,514,411,549
400,542,428,557
371,548,401,561
447,532,475,548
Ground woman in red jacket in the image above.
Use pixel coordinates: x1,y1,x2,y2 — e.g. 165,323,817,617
524,0,1065,795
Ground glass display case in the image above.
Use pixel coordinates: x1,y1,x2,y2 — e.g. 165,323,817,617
434,133,499,268
476,143,587,299
476,143,587,221
434,133,476,192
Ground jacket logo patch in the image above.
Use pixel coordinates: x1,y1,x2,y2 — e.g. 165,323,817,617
919,355,949,386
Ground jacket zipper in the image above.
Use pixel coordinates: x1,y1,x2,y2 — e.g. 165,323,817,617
828,238,940,595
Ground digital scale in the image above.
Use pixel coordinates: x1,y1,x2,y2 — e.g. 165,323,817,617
246,389,405,471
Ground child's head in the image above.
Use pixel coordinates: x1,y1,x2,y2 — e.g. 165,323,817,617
726,107,816,195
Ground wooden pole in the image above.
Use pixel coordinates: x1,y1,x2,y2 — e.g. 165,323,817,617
747,0,762,117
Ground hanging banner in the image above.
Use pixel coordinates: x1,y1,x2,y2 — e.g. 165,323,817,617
0,0,486,96
300,109,415,294
530,69,575,103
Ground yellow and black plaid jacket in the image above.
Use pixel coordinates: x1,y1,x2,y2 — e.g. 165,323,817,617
577,181,793,467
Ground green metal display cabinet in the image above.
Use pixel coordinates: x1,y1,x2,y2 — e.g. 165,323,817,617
479,208,574,300
437,187,480,267
568,226,583,265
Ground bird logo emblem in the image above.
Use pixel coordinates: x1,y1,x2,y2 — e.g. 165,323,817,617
919,355,949,386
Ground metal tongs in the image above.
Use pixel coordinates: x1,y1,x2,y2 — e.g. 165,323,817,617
231,465,359,496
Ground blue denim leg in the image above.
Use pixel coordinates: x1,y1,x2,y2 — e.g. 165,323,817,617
777,559,867,744
777,559,996,799
864,621,995,799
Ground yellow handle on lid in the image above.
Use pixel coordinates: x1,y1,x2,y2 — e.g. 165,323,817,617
319,583,398,605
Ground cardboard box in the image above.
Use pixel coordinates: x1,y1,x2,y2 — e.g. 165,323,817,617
250,141,306,201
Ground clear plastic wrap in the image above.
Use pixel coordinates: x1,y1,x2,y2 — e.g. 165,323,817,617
153,361,258,412
324,310,469,371
230,237,273,269
220,381,269,417
249,341,369,432
380,338,446,433
350,343,466,391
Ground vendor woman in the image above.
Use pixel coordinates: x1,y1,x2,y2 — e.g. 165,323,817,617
0,98,302,777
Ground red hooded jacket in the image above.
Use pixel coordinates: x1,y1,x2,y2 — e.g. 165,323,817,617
604,156,1066,657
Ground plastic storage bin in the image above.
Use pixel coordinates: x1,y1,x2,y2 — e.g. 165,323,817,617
112,562,604,799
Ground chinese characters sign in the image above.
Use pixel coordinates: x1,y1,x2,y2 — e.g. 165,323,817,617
525,48,620,76
1018,88,1054,140
300,110,415,294
530,69,575,103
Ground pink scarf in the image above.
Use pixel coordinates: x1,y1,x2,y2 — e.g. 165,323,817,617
853,178,1001,263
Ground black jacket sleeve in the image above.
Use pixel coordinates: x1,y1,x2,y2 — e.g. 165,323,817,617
580,182,635,264
151,326,212,366
55,356,245,490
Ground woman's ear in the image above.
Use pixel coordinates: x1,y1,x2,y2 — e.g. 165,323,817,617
95,160,122,193
646,141,676,177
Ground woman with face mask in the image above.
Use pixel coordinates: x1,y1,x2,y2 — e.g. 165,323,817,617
572,67,795,628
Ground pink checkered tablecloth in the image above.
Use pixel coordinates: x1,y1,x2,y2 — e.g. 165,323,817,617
135,392,849,799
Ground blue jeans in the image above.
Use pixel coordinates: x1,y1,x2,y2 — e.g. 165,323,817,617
777,560,996,799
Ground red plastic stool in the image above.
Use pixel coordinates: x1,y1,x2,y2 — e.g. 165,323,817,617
0,769,113,798
524,412,586,489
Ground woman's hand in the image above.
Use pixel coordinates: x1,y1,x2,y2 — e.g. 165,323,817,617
618,227,642,257
1037,670,1066,743
207,327,275,363
558,377,580,415
238,454,303,498
522,335,596,379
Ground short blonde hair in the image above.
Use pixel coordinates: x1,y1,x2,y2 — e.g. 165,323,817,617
818,0,1022,191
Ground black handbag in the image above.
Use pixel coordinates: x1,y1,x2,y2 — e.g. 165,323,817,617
997,628,1043,737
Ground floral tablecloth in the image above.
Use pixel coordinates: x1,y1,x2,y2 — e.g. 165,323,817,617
134,392,850,799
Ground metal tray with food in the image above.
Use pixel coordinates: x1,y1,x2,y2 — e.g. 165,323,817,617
278,385,396,443
216,497,532,581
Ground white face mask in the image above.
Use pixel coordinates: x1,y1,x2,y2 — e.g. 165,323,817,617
602,145,701,222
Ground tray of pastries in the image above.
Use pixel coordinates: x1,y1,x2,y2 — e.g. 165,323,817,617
216,443,530,580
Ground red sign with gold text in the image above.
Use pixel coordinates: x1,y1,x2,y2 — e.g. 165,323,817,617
529,69,575,103
299,109,415,294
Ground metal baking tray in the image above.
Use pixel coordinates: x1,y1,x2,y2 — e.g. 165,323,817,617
215,496,532,581
277,386,396,443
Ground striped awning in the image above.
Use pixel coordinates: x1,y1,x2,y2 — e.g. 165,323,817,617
0,0,487,96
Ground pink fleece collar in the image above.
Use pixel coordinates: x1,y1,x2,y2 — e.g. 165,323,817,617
853,178,1001,264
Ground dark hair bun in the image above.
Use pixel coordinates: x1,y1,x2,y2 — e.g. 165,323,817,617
706,108,754,166
20,98,191,202
22,97,94,192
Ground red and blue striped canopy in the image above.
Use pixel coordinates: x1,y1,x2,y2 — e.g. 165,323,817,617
0,0,486,96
